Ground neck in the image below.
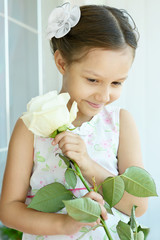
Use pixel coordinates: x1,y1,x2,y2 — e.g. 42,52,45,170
72,114,93,127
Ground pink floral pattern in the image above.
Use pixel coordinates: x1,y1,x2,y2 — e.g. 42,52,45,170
23,105,129,240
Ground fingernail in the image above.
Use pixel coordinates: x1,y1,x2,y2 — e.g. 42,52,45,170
52,140,55,145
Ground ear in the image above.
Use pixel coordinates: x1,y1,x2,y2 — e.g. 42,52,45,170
54,50,67,75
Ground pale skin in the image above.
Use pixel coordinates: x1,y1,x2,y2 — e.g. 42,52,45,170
0,47,148,236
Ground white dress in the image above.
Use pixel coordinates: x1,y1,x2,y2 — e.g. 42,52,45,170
22,105,129,240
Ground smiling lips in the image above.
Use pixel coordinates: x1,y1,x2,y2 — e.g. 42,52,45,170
86,101,103,109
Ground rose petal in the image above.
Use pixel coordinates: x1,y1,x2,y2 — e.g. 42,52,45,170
69,101,78,123
28,106,70,137
21,91,78,137
27,91,57,112
41,92,70,111
21,112,33,129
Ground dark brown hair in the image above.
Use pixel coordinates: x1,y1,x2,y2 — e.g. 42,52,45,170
50,5,139,64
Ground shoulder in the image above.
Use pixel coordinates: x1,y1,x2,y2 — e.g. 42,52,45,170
7,118,34,177
120,109,136,126
119,109,140,139
12,117,33,137
9,117,34,149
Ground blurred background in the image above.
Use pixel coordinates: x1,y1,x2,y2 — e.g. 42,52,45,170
0,0,160,239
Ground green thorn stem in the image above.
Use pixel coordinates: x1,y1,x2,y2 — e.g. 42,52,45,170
100,217,113,240
72,161,114,240
73,161,91,192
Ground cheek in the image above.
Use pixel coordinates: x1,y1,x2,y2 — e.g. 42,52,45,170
111,89,122,101
70,82,92,98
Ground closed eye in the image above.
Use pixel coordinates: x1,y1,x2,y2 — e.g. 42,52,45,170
112,82,122,86
87,78,98,83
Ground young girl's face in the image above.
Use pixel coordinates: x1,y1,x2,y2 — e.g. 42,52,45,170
61,47,133,124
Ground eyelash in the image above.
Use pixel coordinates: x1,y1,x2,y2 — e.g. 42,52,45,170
112,82,122,86
87,78,97,83
87,79,122,86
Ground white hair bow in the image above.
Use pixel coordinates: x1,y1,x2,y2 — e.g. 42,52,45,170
47,2,81,40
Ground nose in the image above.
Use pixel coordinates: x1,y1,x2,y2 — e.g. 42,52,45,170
95,86,110,103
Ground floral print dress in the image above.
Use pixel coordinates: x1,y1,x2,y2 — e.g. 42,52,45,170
22,105,129,240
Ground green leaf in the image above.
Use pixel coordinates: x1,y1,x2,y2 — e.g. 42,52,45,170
50,130,58,138
102,176,125,207
28,182,74,212
65,168,77,189
137,225,150,240
128,205,137,232
58,124,68,132
0,226,22,240
121,167,158,197
117,220,134,240
63,197,101,223
134,231,144,240
58,153,71,167
67,127,77,131
104,202,113,215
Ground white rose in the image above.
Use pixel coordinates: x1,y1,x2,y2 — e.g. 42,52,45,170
21,91,78,137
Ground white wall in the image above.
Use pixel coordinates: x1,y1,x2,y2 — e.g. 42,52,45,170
41,0,63,93
0,0,39,190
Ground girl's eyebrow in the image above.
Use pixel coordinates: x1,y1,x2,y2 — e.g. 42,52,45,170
83,70,128,80
84,70,103,78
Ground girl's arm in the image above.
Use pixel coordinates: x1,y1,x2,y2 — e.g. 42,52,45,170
0,119,107,235
54,109,148,217
114,109,148,216
82,109,148,217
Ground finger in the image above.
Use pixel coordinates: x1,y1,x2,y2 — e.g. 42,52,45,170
99,204,108,220
63,151,81,164
84,192,107,220
96,218,100,225
58,136,80,150
60,143,80,155
52,131,76,145
87,221,97,228
84,192,104,205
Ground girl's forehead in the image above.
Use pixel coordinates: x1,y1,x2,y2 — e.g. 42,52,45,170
76,47,134,67
87,47,133,58
69,47,134,79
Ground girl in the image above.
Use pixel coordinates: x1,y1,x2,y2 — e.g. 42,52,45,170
0,3,148,240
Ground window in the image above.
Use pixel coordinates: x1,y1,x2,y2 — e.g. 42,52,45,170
0,0,40,192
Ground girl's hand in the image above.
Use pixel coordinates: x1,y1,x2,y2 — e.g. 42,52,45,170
63,191,108,235
63,214,97,235
52,131,92,173
84,191,108,223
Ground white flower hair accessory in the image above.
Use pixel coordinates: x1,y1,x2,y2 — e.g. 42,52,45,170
47,2,81,40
